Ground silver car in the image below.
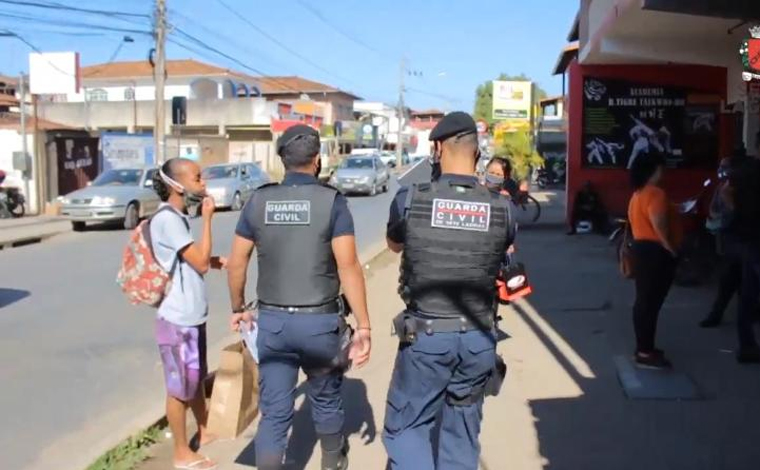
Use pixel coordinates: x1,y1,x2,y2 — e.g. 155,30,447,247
330,155,390,196
60,167,161,231
203,163,270,210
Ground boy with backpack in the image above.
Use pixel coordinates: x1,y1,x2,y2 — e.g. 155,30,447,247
118,157,224,470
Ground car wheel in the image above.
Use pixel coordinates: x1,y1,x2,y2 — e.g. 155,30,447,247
123,202,139,230
231,192,243,211
72,221,86,232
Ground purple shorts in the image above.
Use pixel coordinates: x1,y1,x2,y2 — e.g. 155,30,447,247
155,318,208,401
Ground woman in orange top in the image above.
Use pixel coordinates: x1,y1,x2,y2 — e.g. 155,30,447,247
628,152,681,369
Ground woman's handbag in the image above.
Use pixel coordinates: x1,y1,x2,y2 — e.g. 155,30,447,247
619,224,635,279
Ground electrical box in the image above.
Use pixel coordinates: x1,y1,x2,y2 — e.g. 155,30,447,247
12,151,31,174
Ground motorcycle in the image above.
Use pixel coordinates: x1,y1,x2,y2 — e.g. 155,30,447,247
536,161,566,188
609,179,715,287
0,171,26,218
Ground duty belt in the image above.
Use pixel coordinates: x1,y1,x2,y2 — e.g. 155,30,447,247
393,311,494,343
412,314,494,334
259,297,343,315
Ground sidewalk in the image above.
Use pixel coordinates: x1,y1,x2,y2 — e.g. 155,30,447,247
136,191,760,470
0,215,71,249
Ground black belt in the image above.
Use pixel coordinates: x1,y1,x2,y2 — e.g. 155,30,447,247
412,314,493,334
259,298,342,315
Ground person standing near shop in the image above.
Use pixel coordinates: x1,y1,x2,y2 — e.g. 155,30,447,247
700,157,741,328
726,148,760,363
227,125,371,470
627,152,681,369
383,112,515,469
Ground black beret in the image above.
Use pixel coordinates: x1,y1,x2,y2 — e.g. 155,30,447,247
429,111,477,142
277,124,319,156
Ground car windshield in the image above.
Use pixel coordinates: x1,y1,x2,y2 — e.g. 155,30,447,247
203,165,239,179
342,158,374,169
92,169,143,186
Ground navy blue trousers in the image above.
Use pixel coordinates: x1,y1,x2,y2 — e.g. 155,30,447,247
255,310,344,468
382,327,497,470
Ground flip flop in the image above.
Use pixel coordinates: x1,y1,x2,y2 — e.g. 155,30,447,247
174,458,218,470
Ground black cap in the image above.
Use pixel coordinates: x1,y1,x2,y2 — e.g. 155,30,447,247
429,111,477,142
276,124,320,156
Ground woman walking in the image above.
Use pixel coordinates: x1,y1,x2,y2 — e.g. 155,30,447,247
628,152,682,369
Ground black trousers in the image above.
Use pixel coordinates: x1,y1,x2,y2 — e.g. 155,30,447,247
632,241,677,353
738,243,760,351
707,234,743,321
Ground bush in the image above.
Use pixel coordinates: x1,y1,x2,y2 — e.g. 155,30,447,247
494,131,543,181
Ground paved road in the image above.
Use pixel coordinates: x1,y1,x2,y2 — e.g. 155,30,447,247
0,167,427,470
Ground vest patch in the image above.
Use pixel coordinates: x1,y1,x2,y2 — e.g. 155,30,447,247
265,200,311,225
430,198,491,232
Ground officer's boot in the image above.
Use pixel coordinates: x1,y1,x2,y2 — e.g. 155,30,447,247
319,433,349,470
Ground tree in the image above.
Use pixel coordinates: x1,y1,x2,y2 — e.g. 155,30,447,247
495,130,544,181
473,73,549,127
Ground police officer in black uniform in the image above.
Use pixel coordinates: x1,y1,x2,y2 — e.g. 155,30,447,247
382,112,515,469
227,125,372,470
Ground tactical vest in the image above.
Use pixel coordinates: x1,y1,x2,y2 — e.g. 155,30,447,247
400,180,512,320
250,183,340,306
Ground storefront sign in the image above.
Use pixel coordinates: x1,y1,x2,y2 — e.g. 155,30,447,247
101,133,154,171
56,136,99,195
492,80,533,121
740,26,760,82
582,78,718,170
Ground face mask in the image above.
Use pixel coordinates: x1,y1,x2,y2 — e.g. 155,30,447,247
485,173,505,187
160,168,206,217
315,158,322,178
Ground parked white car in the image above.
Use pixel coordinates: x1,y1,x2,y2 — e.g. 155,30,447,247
60,167,161,231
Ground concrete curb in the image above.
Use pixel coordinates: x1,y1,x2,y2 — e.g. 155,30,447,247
0,218,71,249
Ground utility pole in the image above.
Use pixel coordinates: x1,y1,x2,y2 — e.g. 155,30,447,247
153,0,167,163
396,57,405,167
19,72,30,212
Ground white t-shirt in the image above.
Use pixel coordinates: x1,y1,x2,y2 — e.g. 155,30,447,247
150,204,208,326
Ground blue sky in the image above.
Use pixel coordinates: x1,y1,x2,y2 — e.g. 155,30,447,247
1,0,578,111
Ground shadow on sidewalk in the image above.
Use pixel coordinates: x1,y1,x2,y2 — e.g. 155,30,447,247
234,377,376,469
504,228,760,470
0,288,30,308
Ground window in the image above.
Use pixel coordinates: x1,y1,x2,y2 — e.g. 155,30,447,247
86,88,108,102
144,169,157,187
124,87,135,101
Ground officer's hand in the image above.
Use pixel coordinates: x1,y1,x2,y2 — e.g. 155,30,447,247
230,311,254,332
350,328,371,369
201,196,215,219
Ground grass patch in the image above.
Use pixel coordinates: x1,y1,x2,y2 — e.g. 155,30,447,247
86,422,165,470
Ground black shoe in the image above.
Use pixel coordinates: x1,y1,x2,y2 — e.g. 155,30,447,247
736,347,760,364
321,437,349,470
699,317,722,328
634,352,673,370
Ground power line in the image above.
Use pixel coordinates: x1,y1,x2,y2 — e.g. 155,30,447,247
293,0,388,59
0,11,152,35
1,29,76,76
213,0,357,88
168,11,285,75
169,26,302,93
406,86,460,104
0,24,113,36
0,0,150,18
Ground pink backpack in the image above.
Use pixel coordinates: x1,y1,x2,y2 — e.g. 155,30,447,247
116,207,184,307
